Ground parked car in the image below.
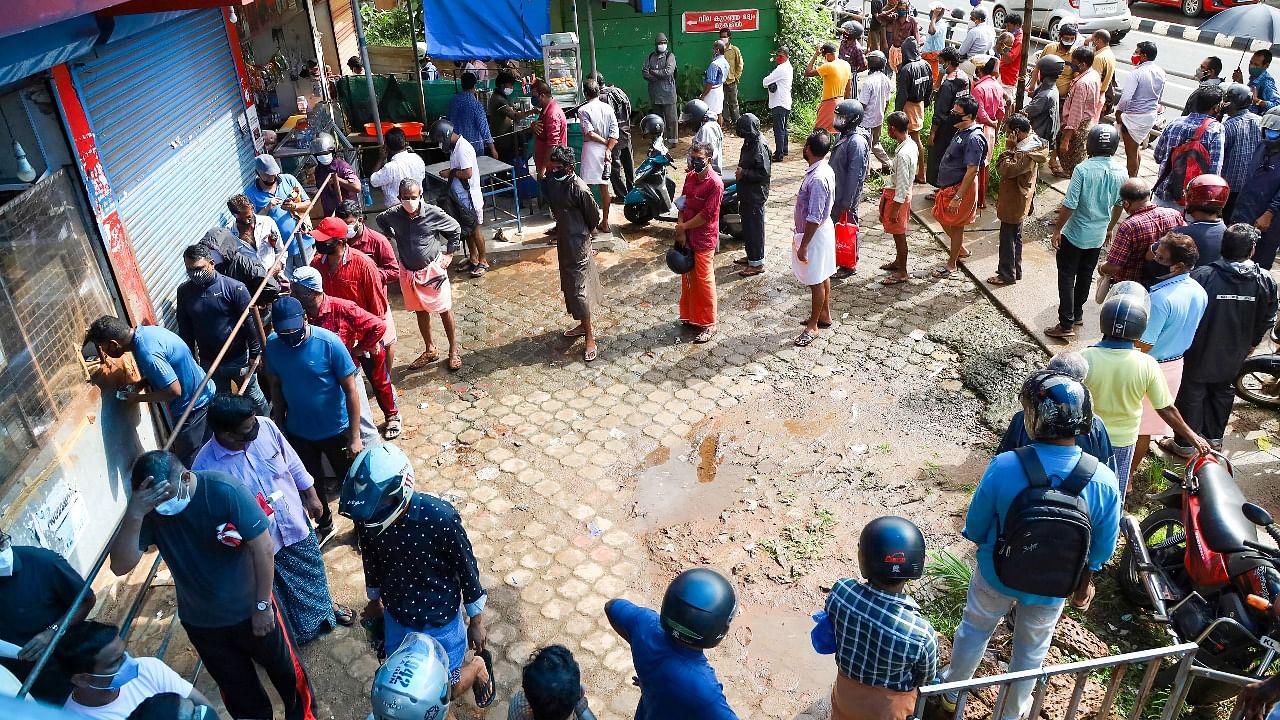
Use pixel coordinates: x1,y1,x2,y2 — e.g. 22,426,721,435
1132,0,1260,19
907,0,1132,43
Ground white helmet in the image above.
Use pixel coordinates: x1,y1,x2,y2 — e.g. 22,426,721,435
369,633,451,720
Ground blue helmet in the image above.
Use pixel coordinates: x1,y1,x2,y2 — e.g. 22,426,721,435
1020,370,1093,441
339,444,415,534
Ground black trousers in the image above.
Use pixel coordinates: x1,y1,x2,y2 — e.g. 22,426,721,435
741,198,767,265
998,222,1023,282
1175,378,1236,443
771,106,790,155
184,604,318,720
1055,236,1101,327
653,103,678,142
286,430,354,530
170,403,211,467
610,142,635,198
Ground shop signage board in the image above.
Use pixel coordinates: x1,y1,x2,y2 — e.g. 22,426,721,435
682,9,759,33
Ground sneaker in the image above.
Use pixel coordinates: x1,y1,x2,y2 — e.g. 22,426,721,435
939,690,959,713
1044,323,1076,338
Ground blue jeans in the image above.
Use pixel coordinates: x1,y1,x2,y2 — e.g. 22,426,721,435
770,106,790,155
941,571,1065,720
383,608,468,682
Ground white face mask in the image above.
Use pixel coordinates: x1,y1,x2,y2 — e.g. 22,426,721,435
346,223,358,239
501,87,513,96
316,154,333,165
657,43,668,53
155,473,194,516
401,198,420,214
0,547,12,577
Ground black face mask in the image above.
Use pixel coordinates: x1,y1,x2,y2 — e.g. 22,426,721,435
548,168,571,181
314,240,338,255
279,329,307,348
235,419,260,443
689,157,708,173
187,268,215,285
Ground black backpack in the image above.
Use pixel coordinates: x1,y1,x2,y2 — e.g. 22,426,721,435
994,447,1097,598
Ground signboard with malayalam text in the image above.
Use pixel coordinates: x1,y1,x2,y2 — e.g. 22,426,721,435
682,9,760,34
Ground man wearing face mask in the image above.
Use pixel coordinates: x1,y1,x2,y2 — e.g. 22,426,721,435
931,96,987,277
311,133,360,216
1230,110,1280,268
642,34,678,145
1233,50,1280,115
926,48,970,189
956,7,994,58
1089,31,1116,109
0,528,94,704
719,29,744,125
110,450,317,720
175,244,268,417
732,113,771,278
1100,178,1186,285
545,146,603,362
875,0,920,71
1057,46,1103,176
487,71,536,169
1195,56,1224,88
87,316,215,465
1115,42,1165,178
763,46,794,161
807,42,853,133
335,200,399,287
58,620,215,720
244,155,312,266
828,99,870,281
227,193,290,276
262,296,364,540
193,393,354,643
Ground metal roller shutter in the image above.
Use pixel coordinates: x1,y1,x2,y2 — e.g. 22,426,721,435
72,9,255,326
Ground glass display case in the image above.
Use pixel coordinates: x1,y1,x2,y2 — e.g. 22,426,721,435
541,32,582,107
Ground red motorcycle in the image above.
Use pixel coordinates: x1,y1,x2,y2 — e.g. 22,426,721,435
1120,453,1280,704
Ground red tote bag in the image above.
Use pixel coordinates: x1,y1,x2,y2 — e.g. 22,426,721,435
835,212,859,270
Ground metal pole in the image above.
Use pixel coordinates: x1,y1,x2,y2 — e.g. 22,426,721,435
406,0,428,123
1014,0,1033,110
302,0,331,103
351,0,384,147
571,0,581,50
585,0,598,77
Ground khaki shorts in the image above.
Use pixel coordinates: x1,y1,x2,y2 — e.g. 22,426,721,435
904,101,924,132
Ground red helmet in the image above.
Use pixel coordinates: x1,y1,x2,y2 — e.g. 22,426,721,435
1183,174,1230,210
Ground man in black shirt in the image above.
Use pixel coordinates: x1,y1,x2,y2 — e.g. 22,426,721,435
0,528,94,704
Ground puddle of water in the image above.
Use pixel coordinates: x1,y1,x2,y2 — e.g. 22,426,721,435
734,606,835,703
635,437,748,530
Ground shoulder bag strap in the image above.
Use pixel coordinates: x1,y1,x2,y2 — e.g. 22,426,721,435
1060,453,1099,496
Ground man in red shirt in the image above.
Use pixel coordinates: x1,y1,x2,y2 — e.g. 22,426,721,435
1099,178,1185,284
998,14,1024,93
675,142,724,344
310,216,399,374
532,79,569,237
336,200,400,285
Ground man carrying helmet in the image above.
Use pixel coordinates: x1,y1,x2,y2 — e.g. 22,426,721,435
312,133,361,216
605,568,739,719
1221,84,1261,221
1171,175,1230,268
431,119,489,278
806,42,853,133
1080,282,1211,490
937,370,1121,720
1165,224,1278,458
815,517,936,720
1045,124,1126,339
340,444,495,708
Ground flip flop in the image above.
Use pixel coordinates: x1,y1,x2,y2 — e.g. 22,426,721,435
1070,582,1096,612
799,319,833,329
472,649,496,708
333,603,356,627
409,350,439,370
879,261,901,271
881,275,908,285
470,263,490,278
958,251,972,259
563,327,587,338
382,416,402,440
794,330,818,347
448,353,463,371
932,267,958,279
584,345,598,362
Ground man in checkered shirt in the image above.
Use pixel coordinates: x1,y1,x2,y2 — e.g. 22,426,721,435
819,516,937,720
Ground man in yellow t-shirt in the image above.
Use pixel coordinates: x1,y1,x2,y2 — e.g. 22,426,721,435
806,42,853,132
1079,283,1210,497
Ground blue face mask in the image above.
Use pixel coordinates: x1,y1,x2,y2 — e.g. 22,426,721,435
1265,129,1280,141
88,653,140,691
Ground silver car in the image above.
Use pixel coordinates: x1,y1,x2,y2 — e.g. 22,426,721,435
904,0,1133,43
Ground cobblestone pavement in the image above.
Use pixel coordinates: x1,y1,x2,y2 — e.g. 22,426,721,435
127,136,1051,720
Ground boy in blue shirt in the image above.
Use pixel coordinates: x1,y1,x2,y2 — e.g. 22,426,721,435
606,568,739,720
939,371,1121,720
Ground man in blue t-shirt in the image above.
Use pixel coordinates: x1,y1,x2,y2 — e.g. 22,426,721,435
108,450,316,720
244,155,313,264
939,371,1121,720
263,297,363,540
605,569,739,720
87,315,215,465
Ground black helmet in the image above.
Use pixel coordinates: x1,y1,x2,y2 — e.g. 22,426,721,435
1020,370,1093,441
1085,123,1119,157
339,444,415,534
841,20,864,39
867,50,888,72
834,99,865,130
858,516,926,584
666,244,695,274
1099,280,1150,341
1223,82,1254,113
640,113,665,138
680,98,710,126
950,7,965,19
1035,54,1066,80
659,568,737,649
429,118,454,145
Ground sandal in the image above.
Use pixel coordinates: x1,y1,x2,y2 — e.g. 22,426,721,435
1070,582,1096,612
563,327,587,338
1157,437,1195,459
472,649,496,708
333,603,356,627
455,259,476,273
799,319,833,329
383,416,403,440
881,275,908,285
584,345,598,362
1051,169,1071,179
879,261,901,271
738,266,764,277
448,353,463,371
409,349,439,370
693,328,715,344
987,275,1014,286
794,330,818,347
932,267,958,279
469,263,490,278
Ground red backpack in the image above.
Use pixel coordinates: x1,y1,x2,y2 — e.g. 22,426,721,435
1159,118,1214,204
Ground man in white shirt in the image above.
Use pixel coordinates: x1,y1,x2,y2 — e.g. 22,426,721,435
859,51,895,171
881,111,919,284
957,7,995,58
370,128,427,208
58,621,214,720
1115,41,1167,177
226,193,293,275
764,46,794,161
576,78,620,233
433,119,490,277
685,99,725,175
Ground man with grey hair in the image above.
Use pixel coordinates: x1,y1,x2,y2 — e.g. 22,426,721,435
376,178,465,371
702,40,730,125
995,353,1118,473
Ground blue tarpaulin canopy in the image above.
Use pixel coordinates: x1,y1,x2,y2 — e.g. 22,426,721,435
422,0,550,60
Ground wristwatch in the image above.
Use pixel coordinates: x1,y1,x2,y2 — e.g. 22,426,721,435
256,600,270,612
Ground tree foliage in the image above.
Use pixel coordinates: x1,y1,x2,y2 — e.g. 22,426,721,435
360,1,414,47
774,0,836,137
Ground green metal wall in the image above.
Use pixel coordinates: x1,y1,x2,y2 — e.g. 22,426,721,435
553,0,779,114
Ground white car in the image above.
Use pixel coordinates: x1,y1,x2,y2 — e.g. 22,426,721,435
905,0,1133,43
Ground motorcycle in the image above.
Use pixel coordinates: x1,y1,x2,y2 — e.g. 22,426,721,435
622,137,742,239
1120,452,1280,704
1235,328,1280,409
